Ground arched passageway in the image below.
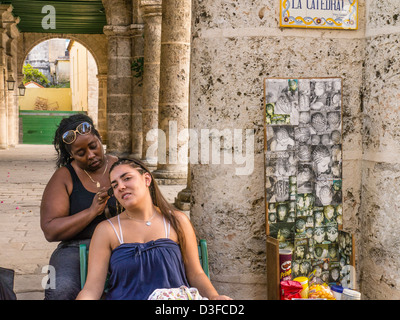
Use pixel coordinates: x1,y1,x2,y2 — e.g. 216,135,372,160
17,33,108,143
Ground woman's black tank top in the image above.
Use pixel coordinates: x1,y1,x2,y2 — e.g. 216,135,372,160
66,163,117,240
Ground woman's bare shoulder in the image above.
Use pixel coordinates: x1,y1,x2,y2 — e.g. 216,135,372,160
173,210,192,227
43,166,72,193
97,216,115,230
49,165,72,181
89,219,117,252
92,218,116,239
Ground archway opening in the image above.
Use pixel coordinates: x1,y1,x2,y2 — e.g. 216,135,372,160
19,38,99,145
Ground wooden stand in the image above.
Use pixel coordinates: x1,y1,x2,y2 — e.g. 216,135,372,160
266,236,281,300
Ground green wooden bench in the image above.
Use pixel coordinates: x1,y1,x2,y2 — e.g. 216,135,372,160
79,239,210,290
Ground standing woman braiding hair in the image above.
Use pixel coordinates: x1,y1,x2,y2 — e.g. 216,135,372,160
76,158,231,300
40,114,118,300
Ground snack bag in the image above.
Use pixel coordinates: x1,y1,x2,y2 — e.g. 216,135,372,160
280,281,303,300
308,283,336,300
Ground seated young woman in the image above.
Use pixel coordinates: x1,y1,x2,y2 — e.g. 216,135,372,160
76,158,231,300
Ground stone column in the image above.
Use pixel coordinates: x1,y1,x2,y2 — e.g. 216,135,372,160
140,0,162,169
174,163,191,211
189,0,267,299
0,65,7,149
103,25,132,156
6,70,15,147
360,0,400,300
0,5,12,149
96,74,108,143
17,71,23,143
152,0,190,185
6,18,19,147
130,23,144,159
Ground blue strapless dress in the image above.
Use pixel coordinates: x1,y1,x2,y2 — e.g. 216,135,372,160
105,238,189,300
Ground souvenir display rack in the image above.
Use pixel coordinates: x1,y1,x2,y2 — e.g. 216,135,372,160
263,77,356,299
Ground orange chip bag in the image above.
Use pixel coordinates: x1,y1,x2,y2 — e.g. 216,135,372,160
308,284,336,300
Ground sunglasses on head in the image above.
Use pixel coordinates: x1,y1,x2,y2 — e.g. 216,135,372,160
62,122,92,144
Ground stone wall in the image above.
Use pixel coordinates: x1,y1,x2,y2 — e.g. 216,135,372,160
360,0,400,300
190,0,366,299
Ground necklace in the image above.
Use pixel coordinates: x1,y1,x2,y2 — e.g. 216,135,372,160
125,209,156,226
83,157,108,188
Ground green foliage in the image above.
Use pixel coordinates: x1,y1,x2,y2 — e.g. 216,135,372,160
23,64,50,87
131,57,144,87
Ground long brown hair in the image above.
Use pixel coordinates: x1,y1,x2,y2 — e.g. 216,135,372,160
109,158,187,261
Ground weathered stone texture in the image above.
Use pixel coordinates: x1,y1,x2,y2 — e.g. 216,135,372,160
106,33,132,154
366,0,400,29
193,0,278,30
363,34,400,153
360,162,400,299
190,160,266,298
360,0,400,299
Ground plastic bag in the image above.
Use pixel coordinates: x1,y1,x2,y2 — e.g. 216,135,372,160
308,284,336,300
280,280,303,300
148,285,208,300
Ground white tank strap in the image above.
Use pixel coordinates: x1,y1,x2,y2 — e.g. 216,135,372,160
162,216,171,239
107,215,124,244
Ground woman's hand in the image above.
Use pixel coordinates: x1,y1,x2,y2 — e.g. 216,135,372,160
91,188,110,216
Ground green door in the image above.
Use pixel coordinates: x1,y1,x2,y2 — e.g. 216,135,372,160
19,110,85,145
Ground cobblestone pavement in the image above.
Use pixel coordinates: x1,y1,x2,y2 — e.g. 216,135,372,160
0,144,186,300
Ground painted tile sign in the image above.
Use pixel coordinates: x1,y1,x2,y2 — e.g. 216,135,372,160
280,0,358,29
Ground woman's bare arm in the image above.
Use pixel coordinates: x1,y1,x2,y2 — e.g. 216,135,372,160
40,167,109,242
76,221,112,300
